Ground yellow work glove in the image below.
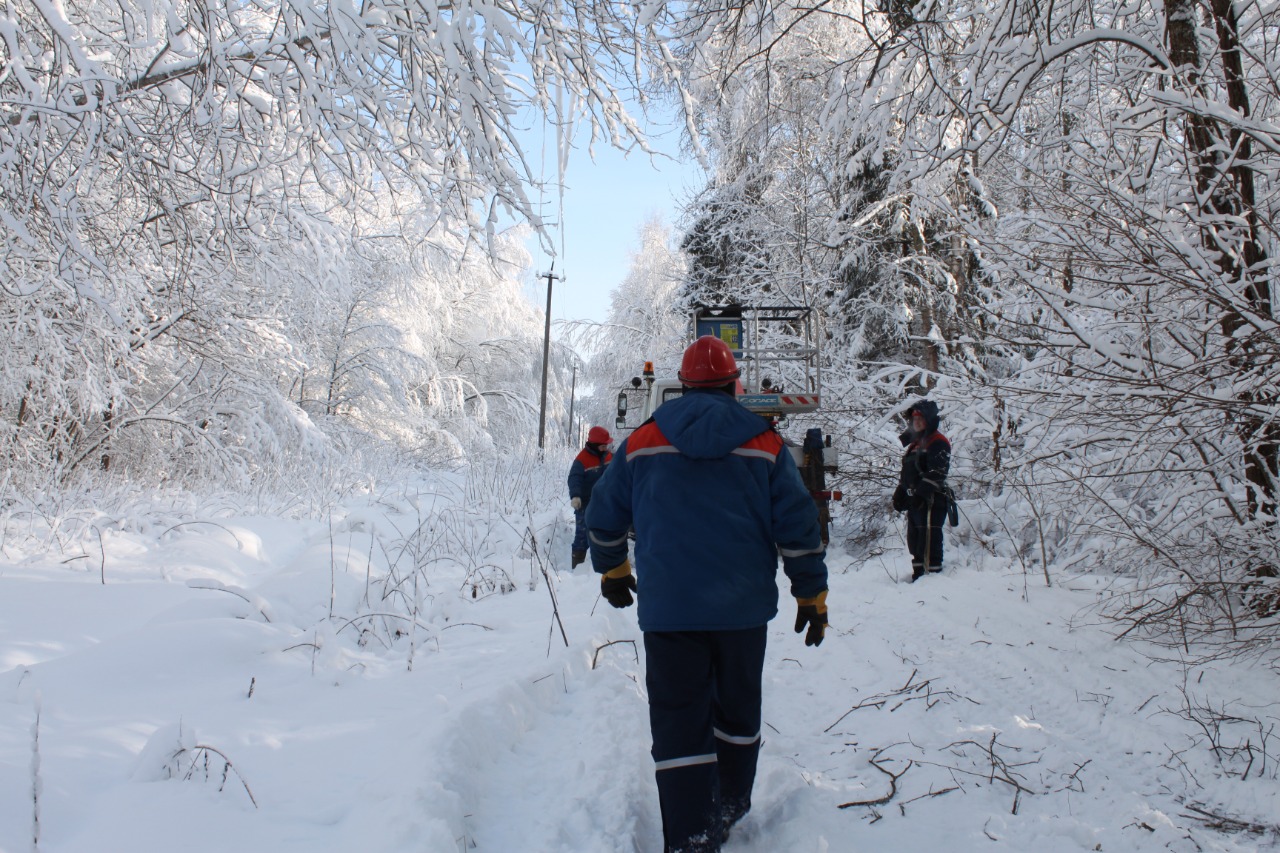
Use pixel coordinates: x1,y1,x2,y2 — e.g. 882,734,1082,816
601,561,636,608
794,590,828,647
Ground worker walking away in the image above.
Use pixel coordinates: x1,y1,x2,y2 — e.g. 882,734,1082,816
568,426,613,568
586,336,829,853
892,399,952,582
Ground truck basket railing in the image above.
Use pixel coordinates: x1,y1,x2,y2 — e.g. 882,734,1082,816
692,303,822,401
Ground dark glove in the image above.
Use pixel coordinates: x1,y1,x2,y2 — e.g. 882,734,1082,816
601,561,636,609
892,485,907,512
794,590,828,647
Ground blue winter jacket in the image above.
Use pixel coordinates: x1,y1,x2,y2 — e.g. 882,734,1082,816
586,389,828,632
567,446,612,506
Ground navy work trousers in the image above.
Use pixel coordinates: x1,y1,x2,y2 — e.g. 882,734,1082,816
572,507,589,553
906,498,945,575
643,626,768,853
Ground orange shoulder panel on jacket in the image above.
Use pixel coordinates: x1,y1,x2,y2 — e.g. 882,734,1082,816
626,422,672,453
738,430,784,456
575,448,603,468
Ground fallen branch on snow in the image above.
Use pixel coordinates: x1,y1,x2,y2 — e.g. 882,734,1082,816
825,669,979,733
592,639,638,669
181,744,258,808
838,746,912,809
1181,803,1280,837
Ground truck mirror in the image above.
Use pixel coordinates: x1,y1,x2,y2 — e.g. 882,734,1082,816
617,392,628,414
615,416,625,431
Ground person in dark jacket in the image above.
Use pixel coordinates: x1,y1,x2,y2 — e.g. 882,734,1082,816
568,426,613,567
587,336,828,853
892,399,951,582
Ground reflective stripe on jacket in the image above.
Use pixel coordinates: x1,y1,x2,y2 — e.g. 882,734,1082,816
586,389,827,631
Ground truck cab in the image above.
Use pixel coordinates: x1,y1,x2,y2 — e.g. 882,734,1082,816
612,305,841,541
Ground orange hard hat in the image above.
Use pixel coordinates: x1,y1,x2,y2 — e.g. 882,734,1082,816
678,336,741,388
587,426,611,444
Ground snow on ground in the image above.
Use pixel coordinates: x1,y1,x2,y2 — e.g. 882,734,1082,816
1,468,1278,853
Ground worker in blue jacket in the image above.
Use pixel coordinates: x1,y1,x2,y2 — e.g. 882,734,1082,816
587,336,828,853
568,426,613,567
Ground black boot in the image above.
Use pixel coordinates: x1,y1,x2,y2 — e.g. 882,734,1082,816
571,550,586,568
721,801,749,839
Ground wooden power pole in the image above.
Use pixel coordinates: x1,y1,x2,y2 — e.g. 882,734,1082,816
537,267,560,450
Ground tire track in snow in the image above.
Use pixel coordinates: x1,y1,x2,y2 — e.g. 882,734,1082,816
432,612,660,852
421,558,1268,853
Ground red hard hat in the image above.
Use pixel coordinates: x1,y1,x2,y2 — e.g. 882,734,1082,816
587,426,611,444
678,336,741,387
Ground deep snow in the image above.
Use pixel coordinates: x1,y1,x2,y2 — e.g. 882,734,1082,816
1,469,1277,853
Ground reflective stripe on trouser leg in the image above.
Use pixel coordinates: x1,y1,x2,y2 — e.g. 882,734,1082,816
655,761,721,853
644,631,721,852
711,626,767,825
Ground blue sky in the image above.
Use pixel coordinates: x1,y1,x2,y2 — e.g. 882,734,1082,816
520,113,705,323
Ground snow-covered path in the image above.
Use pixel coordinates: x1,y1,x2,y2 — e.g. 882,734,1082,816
1,491,1277,853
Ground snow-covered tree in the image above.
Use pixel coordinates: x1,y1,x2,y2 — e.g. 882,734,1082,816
662,0,1280,648
0,0,680,484
574,217,689,432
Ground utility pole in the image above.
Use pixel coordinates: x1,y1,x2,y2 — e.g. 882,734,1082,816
537,266,560,451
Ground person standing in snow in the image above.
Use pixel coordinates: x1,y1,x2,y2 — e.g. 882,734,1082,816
892,399,952,582
586,336,829,853
568,426,613,568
